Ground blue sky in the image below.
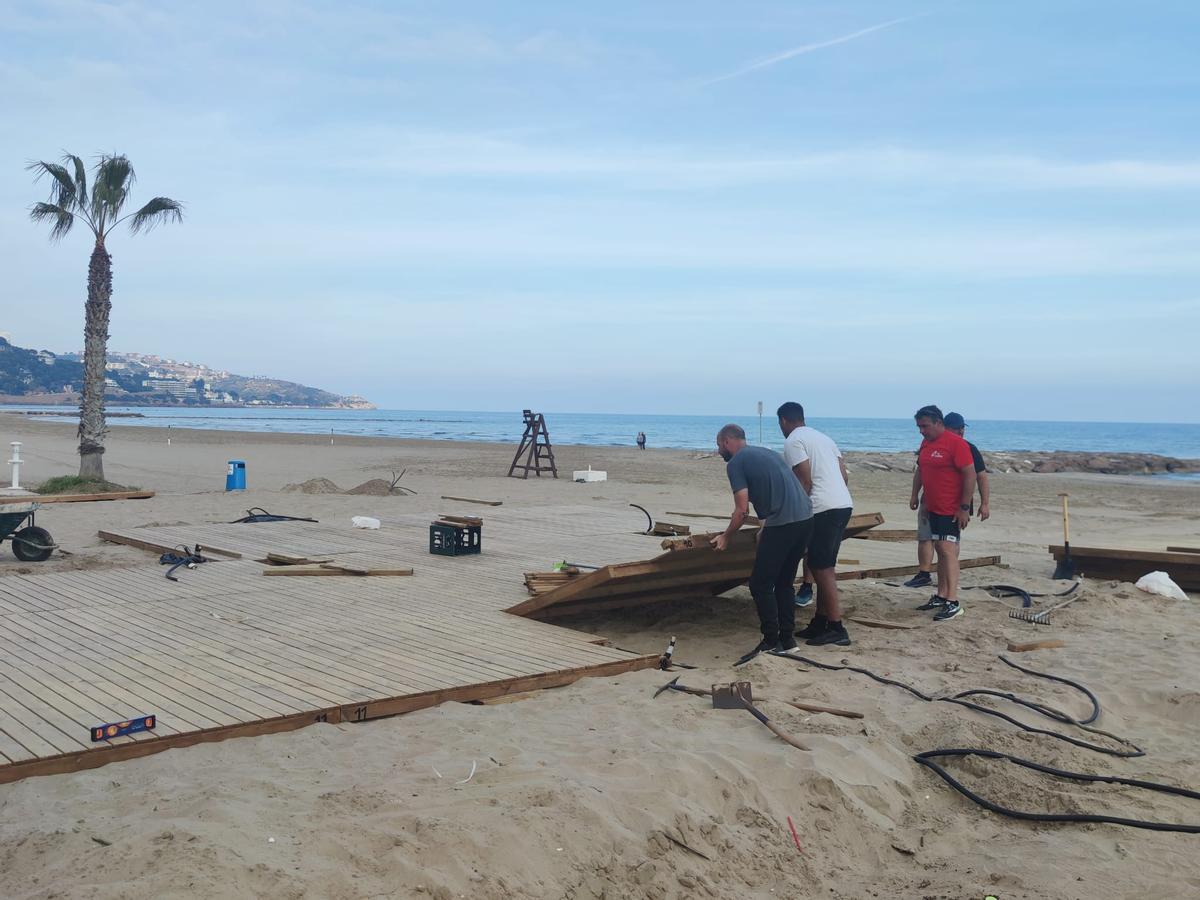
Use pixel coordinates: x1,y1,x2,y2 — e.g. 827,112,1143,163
2,0,1198,421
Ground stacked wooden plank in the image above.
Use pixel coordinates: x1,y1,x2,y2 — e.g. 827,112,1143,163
1049,545,1200,591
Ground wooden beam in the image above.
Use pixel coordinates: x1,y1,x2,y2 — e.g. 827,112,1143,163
837,555,1001,581
846,615,918,630
1007,639,1066,653
1,490,155,505
851,530,919,543
1167,546,1200,554
440,496,502,506
98,529,244,560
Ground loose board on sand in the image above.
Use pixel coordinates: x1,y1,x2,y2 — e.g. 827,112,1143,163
0,506,665,783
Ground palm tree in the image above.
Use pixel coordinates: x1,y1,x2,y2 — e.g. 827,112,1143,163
27,153,183,481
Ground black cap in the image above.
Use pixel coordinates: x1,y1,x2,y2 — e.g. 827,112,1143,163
944,412,966,429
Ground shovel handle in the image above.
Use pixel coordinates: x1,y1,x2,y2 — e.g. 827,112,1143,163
1058,493,1070,544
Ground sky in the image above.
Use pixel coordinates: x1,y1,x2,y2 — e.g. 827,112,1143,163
2,0,1199,422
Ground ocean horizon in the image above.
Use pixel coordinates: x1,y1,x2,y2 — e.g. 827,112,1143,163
6,405,1200,459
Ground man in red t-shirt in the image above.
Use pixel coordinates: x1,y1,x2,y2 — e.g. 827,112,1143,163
909,405,977,621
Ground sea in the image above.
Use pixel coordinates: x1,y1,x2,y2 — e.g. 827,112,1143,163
7,406,1200,461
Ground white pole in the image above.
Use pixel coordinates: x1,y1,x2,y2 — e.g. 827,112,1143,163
167,424,172,446
9,442,21,489
330,427,334,446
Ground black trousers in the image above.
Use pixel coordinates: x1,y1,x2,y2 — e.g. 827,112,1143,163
749,519,813,643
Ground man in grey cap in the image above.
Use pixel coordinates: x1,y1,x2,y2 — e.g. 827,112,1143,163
905,411,990,589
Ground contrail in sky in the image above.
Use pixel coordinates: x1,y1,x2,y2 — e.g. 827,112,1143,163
699,13,929,86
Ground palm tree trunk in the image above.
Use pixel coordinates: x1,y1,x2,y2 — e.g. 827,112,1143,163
78,239,112,481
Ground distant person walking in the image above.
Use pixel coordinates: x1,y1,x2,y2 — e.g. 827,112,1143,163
711,424,813,662
909,405,977,620
777,402,853,647
636,431,647,450
905,411,990,588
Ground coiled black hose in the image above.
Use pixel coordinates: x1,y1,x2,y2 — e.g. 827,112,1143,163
774,653,1200,830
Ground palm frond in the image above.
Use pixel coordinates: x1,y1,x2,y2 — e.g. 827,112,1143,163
127,196,184,234
26,160,80,210
29,202,77,241
62,153,88,206
91,154,136,227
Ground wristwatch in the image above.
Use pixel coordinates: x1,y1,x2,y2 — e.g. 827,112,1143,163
959,504,970,511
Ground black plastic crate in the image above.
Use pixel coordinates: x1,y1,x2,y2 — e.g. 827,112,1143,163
429,523,481,556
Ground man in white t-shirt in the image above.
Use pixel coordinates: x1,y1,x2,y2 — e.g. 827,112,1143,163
777,402,854,647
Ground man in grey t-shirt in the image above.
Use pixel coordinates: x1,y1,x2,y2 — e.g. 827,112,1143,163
711,424,814,663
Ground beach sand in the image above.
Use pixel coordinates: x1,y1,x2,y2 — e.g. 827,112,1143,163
1,414,1199,899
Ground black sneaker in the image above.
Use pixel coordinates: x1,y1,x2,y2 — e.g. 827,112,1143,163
795,615,828,640
933,600,963,621
904,571,933,588
794,583,814,608
805,621,851,647
735,638,779,666
915,594,947,611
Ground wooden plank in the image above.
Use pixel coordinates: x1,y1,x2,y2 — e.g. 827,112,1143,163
843,511,885,538
1167,546,1200,554
838,556,1001,581
1007,640,1066,652
846,615,918,630
851,530,919,543
0,490,155,505
441,495,503,506
98,530,244,559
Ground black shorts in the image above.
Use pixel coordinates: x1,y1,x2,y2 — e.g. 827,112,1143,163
927,513,961,543
807,507,853,569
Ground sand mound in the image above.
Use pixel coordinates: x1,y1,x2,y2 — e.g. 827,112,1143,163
282,477,343,494
346,478,398,496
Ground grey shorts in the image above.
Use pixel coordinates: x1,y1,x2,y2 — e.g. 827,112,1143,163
916,500,932,541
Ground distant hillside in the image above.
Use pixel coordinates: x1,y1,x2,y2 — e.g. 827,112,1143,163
0,338,373,409
0,337,84,394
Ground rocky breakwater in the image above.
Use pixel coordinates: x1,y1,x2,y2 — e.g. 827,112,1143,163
844,450,1200,476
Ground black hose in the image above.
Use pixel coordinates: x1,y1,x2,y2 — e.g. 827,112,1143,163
230,508,318,524
780,653,1142,757
777,653,1199,829
913,749,1200,833
629,503,653,534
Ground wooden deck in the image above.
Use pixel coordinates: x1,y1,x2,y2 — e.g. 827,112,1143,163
0,505,665,783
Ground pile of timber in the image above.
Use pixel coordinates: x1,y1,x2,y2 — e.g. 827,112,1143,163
434,513,483,528
524,567,582,595
508,527,761,620
1049,545,1200,592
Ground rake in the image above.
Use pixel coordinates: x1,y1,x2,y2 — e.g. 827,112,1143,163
1008,590,1082,625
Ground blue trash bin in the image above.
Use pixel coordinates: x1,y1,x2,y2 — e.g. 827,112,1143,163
225,459,246,491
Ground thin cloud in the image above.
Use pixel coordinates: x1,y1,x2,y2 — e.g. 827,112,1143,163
699,13,928,86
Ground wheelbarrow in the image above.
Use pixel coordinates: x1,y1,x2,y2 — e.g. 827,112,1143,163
1,502,54,562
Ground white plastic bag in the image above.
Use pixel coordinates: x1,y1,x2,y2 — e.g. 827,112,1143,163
1134,571,1189,602
351,516,381,530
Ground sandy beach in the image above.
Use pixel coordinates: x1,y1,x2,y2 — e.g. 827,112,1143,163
2,413,1199,900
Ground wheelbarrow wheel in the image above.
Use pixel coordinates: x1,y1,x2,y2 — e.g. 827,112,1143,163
12,526,54,562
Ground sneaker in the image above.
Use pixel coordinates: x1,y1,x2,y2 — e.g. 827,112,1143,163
805,621,851,647
903,571,933,588
915,595,947,611
776,636,799,654
795,615,828,640
735,638,780,666
794,583,814,607
933,600,963,621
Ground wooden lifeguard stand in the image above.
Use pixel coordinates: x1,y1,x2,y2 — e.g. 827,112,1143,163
507,410,558,479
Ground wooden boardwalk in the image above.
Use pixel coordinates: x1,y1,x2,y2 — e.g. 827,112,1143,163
0,503,1002,783
0,505,664,783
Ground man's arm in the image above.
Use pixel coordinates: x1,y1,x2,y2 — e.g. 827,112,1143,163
977,471,991,520
712,489,750,550
839,456,849,487
792,460,813,495
910,468,923,510
956,466,977,528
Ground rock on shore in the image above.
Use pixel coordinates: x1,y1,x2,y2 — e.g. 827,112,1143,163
844,450,1200,476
